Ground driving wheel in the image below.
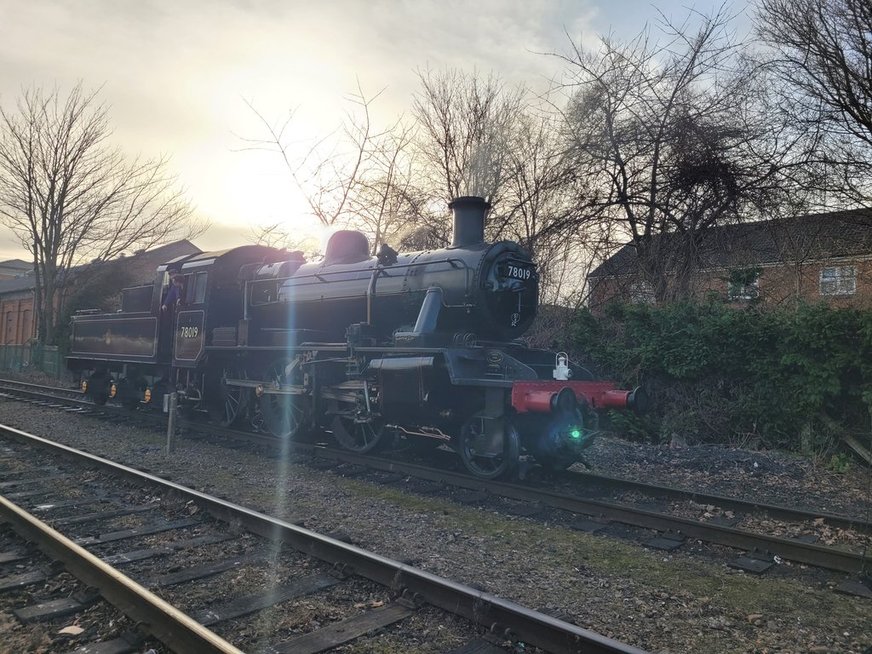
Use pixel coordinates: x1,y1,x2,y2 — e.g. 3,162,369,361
331,402,386,454
260,357,309,439
208,368,249,426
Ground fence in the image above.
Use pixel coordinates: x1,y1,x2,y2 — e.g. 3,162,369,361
0,343,63,378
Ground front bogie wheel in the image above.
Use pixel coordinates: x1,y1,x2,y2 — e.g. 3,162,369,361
530,407,592,472
457,416,520,479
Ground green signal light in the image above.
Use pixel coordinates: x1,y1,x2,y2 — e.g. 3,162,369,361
569,428,582,439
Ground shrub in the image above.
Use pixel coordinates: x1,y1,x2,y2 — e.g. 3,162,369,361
567,300,872,451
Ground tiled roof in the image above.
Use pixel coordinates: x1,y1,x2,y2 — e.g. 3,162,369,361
0,273,37,294
0,240,201,296
0,258,30,269
589,208,872,278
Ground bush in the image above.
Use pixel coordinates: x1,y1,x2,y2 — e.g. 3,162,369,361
567,300,872,451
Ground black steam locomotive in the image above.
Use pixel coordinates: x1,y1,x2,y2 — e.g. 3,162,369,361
67,197,643,478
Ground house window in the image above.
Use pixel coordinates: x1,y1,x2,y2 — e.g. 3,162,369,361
629,281,655,304
727,268,761,301
819,266,856,296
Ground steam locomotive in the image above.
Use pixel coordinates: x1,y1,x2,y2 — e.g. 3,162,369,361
67,196,644,478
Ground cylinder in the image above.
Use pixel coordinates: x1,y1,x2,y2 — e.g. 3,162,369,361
449,196,490,248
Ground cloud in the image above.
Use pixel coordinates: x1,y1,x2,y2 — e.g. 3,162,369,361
1,0,651,260
0,225,26,261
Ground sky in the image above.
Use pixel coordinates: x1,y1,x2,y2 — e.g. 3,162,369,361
0,0,749,262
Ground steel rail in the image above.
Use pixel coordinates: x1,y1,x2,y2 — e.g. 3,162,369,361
0,493,243,654
0,378,83,397
0,422,649,654
316,439,872,536
0,387,84,405
167,417,872,574
291,446,871,574
0,380,167,427
561,469,872,534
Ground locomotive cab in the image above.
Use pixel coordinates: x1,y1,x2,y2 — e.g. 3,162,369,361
67,245,295,407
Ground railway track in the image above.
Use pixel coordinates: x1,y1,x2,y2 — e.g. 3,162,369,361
555,467,872,534
0,421,648,654
255,445,872,576
2,377,871,586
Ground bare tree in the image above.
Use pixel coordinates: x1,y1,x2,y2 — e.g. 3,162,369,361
756,0,872,204
248,222,321,257
241,83,425,255
241,82,397,229
345,120,422,254
411,68,526,238
410,71,581,250
410,68,606,300
0,84,199,344
552,9,812,301
494,109,603,302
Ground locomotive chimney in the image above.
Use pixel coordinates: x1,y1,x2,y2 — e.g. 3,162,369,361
449,196,490,248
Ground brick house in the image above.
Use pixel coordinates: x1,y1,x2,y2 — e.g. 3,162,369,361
587,208,872,309
0,240,200,345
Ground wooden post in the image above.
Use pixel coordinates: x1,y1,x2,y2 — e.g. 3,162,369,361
842,434,872,466
166,392,177,455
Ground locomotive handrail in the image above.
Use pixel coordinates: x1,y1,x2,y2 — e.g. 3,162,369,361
245,255,475,318
366,265,380,323
242,257,474,320
250,255,471,286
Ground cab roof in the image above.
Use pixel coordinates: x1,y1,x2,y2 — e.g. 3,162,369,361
157,245,288,273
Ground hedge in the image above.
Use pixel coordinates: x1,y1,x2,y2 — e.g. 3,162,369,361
567,301,872,452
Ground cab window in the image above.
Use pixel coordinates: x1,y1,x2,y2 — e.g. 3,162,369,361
192,272,208,304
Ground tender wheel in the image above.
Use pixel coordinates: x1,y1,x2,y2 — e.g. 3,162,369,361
87,372,110,406
208,368,248,426
116,377,143,410
331,405,386,454
150,378,171,411
260,358,308,439
457,416,520,479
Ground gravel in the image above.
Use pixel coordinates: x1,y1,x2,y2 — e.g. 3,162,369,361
584,437,872,518
0,398,870,653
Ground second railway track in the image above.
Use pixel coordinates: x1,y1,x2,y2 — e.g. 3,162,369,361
0,421,647,654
